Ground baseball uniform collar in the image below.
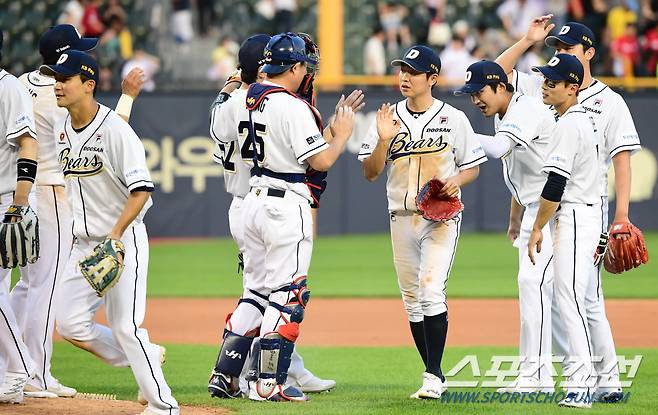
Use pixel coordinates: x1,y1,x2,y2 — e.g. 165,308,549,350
400,98,443,124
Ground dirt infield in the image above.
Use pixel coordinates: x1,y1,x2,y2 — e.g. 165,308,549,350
0,398,227,415
84,298,658,348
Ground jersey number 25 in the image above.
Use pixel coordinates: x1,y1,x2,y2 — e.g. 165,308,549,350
238,121,266,163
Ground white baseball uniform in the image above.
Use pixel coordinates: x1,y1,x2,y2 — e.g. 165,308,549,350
358,99,487,321
0,69,38,385
513,69,641,389
487,93,557,386
211,85,323,388
53,104,179,415
542,104,601,396
6,70,72,391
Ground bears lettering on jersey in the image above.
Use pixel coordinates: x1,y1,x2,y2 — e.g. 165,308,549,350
58,147,105,178
389,131,449,161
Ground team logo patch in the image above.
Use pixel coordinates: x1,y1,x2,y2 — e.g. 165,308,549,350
547,57,560,67
439,116,448,124
96,133,102,141
405,49,420,60
465,71,472,82
56,54,69,65
559,26,571,35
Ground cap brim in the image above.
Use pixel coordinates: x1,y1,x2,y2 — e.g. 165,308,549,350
453,83,487,96
531,65,567,81
545,35,578,48
261,63,292,75
75,37,99,51
39,64,79,77
391,58,428,73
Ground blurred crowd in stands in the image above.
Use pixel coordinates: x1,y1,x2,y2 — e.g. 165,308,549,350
2,0,658,91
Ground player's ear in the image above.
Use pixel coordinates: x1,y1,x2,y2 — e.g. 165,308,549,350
584,46,595,61
429,73,439,87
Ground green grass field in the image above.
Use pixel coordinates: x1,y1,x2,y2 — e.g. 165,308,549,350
11,232,658,414
52,343,656,414
144,232,658,298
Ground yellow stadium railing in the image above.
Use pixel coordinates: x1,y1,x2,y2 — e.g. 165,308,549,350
315,74,658,90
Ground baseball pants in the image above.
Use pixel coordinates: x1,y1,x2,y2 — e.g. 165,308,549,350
9,184,71,389
55,223,179,415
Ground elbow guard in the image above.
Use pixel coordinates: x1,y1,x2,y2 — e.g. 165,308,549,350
541,171,567,202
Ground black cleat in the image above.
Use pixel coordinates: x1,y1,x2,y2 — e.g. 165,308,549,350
208,371,241,399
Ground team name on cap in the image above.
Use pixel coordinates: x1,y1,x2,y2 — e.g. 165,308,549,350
81,64,95,76
581,35,593,45
56,45,71,53
430,63,439,72
569,72,580,82
485,74,500,80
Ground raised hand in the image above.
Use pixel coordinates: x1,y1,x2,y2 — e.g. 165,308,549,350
376,103,400,142
525,14,556,44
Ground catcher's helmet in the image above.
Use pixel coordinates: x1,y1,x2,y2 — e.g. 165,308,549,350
238,34,271,72
261,32,318,75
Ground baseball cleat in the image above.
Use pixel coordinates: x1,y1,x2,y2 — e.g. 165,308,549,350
410,372,445,399
496,377,555,394
0,372,29,404
558,392,593,409
23,383,58,398
208,371,241,399
295,376,336,393
266,385,308,402
138,345,167,404
45,378,77,397
592,388,624,403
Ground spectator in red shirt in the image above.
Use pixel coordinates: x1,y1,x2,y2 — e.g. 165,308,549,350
82,0,104,37
611,23,641,76
642,21,658,75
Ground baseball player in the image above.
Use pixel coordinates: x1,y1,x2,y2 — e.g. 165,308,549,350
225,32,355,402
40,51,179,415
8,25,145,399
455,60,557,392
359,45,487,399
527,54,600,408
207,34,341,399
496,17,641,402
0,30,39,404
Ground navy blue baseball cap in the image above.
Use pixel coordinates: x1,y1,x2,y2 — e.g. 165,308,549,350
39,25,98,62
545,22,595,49
238,34,271,72
532,53,584,86
40,50,99,83
454,60,509,95
391,45,441,74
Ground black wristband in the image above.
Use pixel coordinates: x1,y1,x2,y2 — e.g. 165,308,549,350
541,171,567,202
17,158,37,183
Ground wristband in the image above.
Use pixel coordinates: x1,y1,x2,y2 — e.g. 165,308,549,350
17,158,37,183
116,94,134,119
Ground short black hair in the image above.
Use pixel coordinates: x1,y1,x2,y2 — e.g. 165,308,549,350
488,82,514,93
241,69,258,85
80,74,97,96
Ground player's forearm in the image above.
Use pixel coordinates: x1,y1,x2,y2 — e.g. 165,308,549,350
509,196,523,225
454,166,480,187
612,151,632,222
362,139,390,181
322,124,335,144
495,37,535,75
109,191,150,239
13,135,38,205
532,197,560,230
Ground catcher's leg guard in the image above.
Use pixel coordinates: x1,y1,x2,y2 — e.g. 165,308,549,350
209,330,254,398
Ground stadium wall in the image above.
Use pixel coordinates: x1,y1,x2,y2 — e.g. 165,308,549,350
97,91,658,237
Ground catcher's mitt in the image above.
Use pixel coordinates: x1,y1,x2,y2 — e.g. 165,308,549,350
79,238,125,297
0,205,39,269
604,222,649,274
415,179,464,221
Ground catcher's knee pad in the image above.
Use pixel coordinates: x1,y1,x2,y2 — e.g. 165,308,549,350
269,276,310,324
255,328,297,398
214,329,255,377
226,289,269,336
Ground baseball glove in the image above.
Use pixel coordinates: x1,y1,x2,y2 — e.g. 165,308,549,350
0,205,39,269
603,222,649,274
415,178,464,221
79,238,126,297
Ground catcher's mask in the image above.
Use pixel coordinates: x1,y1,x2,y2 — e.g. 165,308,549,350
261,32,318,75
296,32,320,102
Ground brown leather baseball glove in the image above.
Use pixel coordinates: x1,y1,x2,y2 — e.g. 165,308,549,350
415,178,464,222
604,221,649,274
